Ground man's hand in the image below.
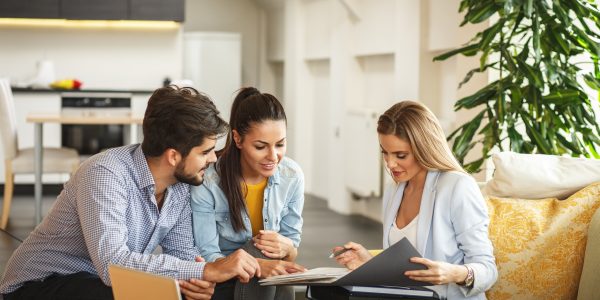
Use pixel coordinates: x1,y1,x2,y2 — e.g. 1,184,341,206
203,249,260,283
179,279,215,300
253,230,296,260
257,258,307,278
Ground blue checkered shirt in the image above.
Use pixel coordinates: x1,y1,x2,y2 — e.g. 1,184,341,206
0,144,205,294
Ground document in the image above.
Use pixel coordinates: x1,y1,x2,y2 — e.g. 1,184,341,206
260,237,429,287
260,267,350,285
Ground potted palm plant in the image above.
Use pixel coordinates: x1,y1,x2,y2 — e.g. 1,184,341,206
435,0,600,172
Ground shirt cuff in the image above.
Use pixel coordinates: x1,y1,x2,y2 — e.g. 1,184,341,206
176,260,205,280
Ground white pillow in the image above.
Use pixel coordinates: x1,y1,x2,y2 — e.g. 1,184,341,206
484,152,600,199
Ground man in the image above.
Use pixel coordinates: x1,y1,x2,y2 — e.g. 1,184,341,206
0,86,261,300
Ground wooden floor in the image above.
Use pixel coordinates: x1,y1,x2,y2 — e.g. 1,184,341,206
0,191,383,299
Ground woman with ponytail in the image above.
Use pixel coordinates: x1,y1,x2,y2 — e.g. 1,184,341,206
191,87,305,300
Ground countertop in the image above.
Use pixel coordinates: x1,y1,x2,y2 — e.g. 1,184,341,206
11,87,155,94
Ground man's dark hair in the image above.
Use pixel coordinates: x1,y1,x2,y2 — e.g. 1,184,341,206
142,85,228,157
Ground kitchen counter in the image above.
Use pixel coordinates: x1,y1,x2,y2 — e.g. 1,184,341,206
11,87,156,94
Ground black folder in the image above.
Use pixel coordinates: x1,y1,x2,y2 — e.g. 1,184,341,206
281,237,429,286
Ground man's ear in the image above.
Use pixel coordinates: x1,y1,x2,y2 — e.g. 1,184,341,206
232,130,242,149
165,148,182,167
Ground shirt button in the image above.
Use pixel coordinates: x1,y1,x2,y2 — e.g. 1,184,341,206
264,218,268,222
264,198,267,202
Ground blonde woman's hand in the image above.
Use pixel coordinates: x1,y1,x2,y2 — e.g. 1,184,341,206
332,242,372,270
404,257,469,285
253,230,295,259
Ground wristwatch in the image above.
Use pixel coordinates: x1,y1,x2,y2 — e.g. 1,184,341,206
461,265,474,288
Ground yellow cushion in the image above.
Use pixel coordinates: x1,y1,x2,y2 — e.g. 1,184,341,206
485,182,600,300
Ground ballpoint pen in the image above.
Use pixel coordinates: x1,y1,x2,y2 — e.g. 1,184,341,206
329,247,351,258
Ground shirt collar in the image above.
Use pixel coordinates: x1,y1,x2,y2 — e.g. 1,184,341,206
132,144,156,190
267,164,281,186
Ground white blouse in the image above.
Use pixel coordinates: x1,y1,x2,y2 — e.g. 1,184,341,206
388,214,419,248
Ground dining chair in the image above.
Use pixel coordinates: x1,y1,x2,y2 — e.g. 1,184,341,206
0,78,80,229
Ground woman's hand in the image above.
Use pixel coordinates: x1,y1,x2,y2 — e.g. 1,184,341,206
256,258,307,278
332,242,373,270
253,230,296,260
404,257,469,285
179,279,215,300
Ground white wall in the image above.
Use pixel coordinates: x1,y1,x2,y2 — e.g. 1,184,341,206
0,27,182,90
254,0,488,219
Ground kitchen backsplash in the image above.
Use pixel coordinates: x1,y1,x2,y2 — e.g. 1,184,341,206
0,26,182,90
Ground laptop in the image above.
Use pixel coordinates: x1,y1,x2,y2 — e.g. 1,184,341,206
108,265,181,300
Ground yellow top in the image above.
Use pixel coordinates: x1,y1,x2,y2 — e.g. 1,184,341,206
244,179,268,236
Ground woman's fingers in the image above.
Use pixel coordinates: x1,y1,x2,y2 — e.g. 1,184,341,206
179,280,215,300
410,257,435,267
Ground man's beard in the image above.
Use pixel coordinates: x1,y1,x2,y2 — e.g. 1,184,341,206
174,162,205,186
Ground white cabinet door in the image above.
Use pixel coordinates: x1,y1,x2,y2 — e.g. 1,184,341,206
183,32,241,121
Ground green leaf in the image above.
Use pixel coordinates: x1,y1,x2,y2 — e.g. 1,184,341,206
525,0,533,17
521,109,552,153
507,127,524,152
452,110,485,160
518,59,544,88
465,3,499,24
556,133,582,154
433,43,480,61
459,63,496,88
480,21,503,50
532,13,541,62
501,47,519,73
464,158,486,173
583,74,600,90
542,89,580,104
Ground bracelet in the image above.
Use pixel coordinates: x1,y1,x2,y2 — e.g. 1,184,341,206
463,265,474,287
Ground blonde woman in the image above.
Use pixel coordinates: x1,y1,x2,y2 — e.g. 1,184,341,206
333,101,497,299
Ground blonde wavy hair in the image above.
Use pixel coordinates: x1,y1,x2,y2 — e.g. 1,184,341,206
377,100,465,173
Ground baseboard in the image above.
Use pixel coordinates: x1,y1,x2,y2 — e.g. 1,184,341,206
0,184,64,196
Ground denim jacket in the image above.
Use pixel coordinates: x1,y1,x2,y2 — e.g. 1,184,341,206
190,157,305,262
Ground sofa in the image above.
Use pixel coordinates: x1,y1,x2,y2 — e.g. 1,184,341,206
481,152,600,300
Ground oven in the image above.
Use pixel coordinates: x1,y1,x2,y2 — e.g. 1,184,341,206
61,92,132,155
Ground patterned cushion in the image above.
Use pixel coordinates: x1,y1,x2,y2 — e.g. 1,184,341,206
485,182,600,300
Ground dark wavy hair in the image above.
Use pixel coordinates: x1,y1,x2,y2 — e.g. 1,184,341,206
218,87,287,232
142,85,228,158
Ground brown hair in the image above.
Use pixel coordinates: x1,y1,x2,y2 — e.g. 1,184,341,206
142,85,228,157
218,87,287,232
377,101,464,172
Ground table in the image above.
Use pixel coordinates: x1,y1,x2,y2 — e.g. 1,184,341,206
27,113,143,224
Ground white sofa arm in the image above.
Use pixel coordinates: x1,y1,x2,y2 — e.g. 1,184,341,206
578,207,600,300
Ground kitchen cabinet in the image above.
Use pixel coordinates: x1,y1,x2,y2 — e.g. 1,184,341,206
130,0,184,22
0,0,60,19
0,91,152,184
61,0,128,20
0,0,184,21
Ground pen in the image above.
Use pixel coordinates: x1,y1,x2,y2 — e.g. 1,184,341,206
329,248,351,258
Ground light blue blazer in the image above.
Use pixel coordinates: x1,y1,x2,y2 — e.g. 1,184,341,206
382,170,497,299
